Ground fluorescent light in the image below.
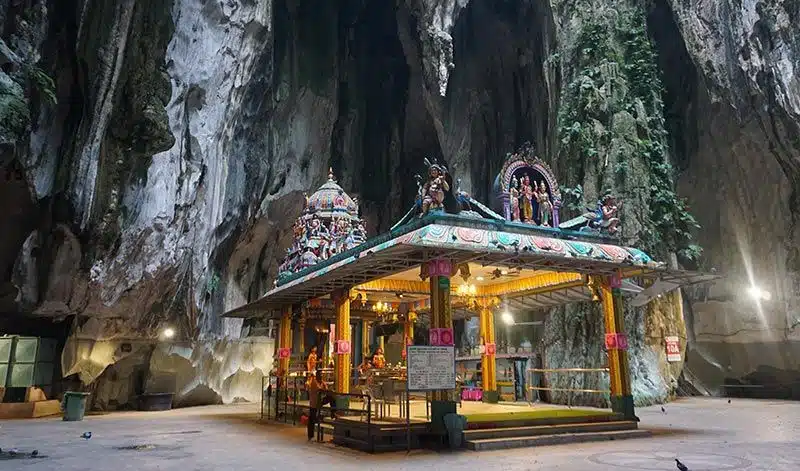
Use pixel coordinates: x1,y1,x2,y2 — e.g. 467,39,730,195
501,312,514,325
475,276,484,281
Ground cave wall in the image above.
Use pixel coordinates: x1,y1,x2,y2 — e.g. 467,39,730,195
1,0,798,406
650,0,800,393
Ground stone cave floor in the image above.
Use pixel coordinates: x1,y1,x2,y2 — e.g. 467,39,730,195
0,398,797,471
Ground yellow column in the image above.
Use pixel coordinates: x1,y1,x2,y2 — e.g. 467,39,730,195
378,335,385,352
333,289,352,394
477,298,498,402
278,305,292,376
404,313,415,346
298,306,306,356
361,320,370,361
600,277,635,419
403,311,415,361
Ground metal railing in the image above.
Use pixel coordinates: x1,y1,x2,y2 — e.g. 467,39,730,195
527,367,610,407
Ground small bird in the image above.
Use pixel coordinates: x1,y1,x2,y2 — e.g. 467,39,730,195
31,450,39,457
661,406,666,413
676,458,690,471
8,448,19,456
727,399,731,404
80,432,92,440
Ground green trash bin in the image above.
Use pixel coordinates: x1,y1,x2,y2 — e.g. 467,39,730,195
62,392,91,421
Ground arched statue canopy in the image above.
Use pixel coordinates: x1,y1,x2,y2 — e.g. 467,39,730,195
493,143,562,227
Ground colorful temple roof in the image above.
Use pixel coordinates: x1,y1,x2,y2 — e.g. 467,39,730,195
224,146,718,318
276,169,367,281
305,169,360,219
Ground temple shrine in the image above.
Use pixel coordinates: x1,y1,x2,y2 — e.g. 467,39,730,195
224,145,717,452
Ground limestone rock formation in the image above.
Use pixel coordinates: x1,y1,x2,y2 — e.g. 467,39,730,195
1,0,797,407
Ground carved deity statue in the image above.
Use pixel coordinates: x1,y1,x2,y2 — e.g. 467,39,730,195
599,195,621,234
300,247,320,268
509,176,520,221
308,215,328,238
520,174,534,222
422,163,450,214
536,181,553,227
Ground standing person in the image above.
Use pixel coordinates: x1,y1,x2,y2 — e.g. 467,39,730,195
306,346,318,374
306,369,335,441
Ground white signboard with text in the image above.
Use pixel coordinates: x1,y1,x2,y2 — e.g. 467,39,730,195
407,345,456,391
665,336,681,362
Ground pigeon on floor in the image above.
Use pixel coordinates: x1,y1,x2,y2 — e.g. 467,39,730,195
676,458,689,471
727,399,731,404
31,450,39,457
661,406,666,413
80,432,92,440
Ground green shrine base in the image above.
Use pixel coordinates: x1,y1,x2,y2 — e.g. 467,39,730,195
430,400,457,432
464,407,613,424
611,394,637,420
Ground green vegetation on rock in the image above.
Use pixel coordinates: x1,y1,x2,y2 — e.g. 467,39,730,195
556,3,701,263
546,1,699,409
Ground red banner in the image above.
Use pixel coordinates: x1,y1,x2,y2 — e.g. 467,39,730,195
278,348,291,359
428,259,453,277
429,328,454,346
335,340,351,355
604,333,628,351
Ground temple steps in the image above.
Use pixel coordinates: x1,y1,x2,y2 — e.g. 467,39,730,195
464,420,649,451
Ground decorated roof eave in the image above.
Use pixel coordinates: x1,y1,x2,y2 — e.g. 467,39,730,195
222,213,720,318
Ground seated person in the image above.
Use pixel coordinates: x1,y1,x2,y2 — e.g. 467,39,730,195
471,362,483,387
357,358,372,376
372,348,386,369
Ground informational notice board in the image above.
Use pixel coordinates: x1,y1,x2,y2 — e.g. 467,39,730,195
665,336,681,362
406,345,456,391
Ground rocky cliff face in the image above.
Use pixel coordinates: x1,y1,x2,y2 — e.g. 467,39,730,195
1,0,798,406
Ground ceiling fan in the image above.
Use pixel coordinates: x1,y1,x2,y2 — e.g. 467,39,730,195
489,267,521,280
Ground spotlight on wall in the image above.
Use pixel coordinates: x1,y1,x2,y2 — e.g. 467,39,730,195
501,311,515,326
747,285,771,301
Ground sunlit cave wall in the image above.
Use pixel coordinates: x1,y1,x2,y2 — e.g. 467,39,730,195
650,0,800,397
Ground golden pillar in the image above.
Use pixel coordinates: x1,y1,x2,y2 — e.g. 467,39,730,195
404,312,415,346
600,276,635,419
298,306,306,356
403,311,416,361
361,320,370,361
278,305,292,376
477,298,499,402
333,289,353,394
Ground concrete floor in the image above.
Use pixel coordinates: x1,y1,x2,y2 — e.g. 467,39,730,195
0,398,797,470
